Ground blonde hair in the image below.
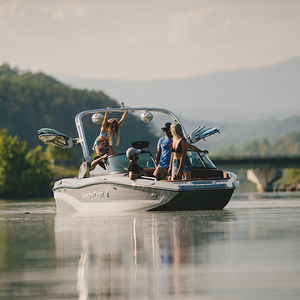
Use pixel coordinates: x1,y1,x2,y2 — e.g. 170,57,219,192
107,118,120,145
170,122,184,139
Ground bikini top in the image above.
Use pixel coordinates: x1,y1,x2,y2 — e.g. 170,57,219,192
100,131,108,139
170,138,186,154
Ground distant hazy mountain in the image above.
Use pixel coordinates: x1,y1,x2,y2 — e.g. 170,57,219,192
55,57,300,123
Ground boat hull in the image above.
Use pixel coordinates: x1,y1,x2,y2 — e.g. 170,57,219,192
150,188,234,211
53,182,178,213
53,174,238,213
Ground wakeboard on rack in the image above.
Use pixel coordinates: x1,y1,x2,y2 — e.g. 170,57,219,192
38,128,78,149
188,126,220,143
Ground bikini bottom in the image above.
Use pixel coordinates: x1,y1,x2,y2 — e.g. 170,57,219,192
172,157,192,176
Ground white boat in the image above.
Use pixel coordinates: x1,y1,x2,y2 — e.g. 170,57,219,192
38,106,239,212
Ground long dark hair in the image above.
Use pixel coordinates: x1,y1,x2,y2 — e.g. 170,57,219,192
107,118,120,145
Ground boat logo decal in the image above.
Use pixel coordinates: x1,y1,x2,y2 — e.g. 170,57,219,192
82,191,110,199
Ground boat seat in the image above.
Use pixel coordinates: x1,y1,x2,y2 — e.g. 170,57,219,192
191,168,228,179
143,167,155,177
161,168,229,182
142,168,228,180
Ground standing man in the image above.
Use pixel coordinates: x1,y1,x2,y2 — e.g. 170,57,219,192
153,122,173,180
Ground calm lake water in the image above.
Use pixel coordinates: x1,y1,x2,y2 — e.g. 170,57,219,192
0,193,300,300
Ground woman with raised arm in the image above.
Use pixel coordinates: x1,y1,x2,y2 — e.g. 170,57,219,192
93,107,128,155
168,122,193,180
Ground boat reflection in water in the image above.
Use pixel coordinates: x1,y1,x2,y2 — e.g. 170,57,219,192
55,211,233,299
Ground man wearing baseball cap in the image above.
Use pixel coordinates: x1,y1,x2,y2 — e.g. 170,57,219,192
153,122,173,180
126,147,146,180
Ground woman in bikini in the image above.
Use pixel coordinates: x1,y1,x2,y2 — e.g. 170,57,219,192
168,122,192,180
93,107,128,155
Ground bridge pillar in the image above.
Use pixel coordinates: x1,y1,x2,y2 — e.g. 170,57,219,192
247,169,282,192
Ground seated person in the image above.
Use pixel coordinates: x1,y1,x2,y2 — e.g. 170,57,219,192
126,147,146,180
91,142,109,169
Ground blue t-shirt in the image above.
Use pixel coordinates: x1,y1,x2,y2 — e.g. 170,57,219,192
157,136,172,168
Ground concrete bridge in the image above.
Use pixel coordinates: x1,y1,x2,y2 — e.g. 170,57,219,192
212,156,300,192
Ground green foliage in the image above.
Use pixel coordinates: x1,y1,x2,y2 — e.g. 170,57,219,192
0,63,118,149
270,132,300,156
45,145,77,165
22,146,54,197
0,129,28,196
52,165,78,179
0,63,158,156
286,169,300,183
0,129,53,198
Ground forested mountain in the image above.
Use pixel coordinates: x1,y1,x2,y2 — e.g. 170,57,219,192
0,63,158,156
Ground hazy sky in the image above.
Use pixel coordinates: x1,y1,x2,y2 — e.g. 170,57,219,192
1,0,300,80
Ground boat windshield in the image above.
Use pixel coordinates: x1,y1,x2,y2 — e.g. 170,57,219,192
106,152,155,173
90,150,216,176
188,151,216,169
